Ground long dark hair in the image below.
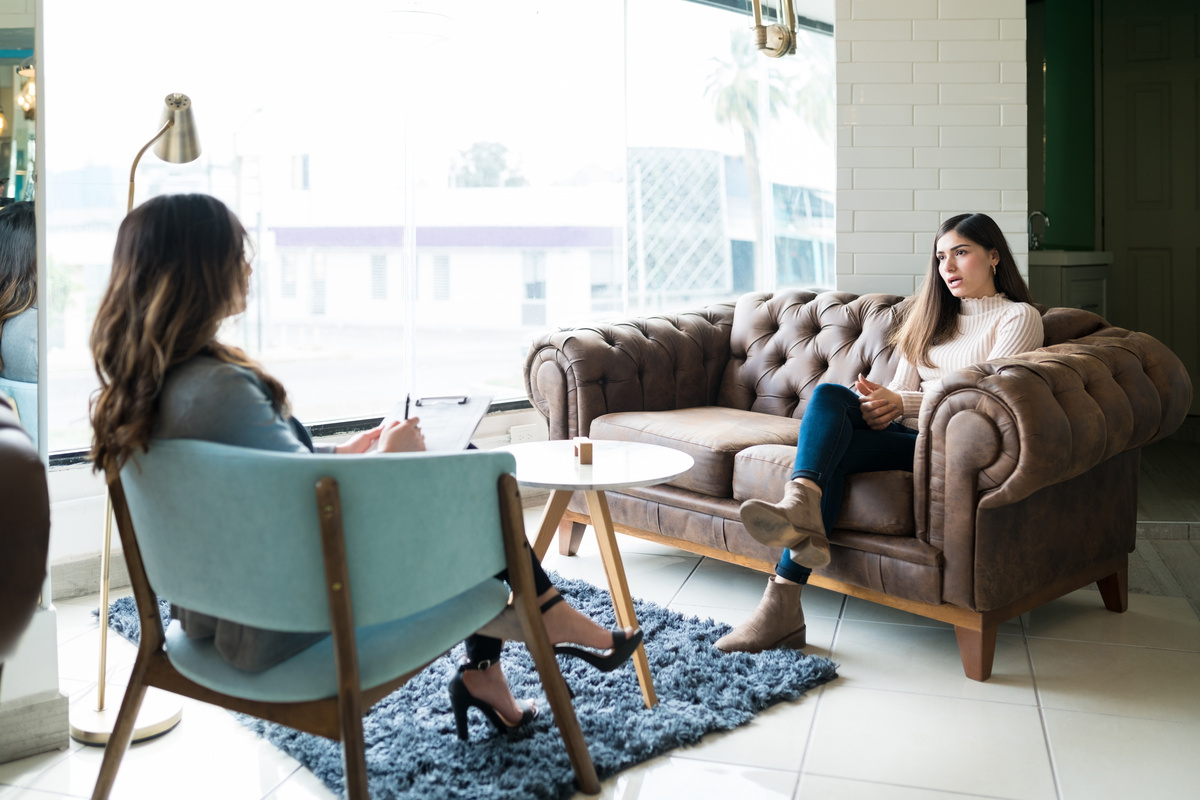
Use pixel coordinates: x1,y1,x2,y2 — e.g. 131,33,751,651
893,213,1033,367
0,201,37,371
90,194,288,475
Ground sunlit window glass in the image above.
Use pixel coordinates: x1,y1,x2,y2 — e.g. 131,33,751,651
44,0,833,452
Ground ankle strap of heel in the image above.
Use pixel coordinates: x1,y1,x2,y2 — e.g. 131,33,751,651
540,593,566,614
458,656,495,672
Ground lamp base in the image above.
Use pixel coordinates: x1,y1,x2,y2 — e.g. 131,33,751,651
69,685,183,746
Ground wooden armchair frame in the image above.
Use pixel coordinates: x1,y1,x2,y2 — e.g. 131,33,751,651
92,469,599,799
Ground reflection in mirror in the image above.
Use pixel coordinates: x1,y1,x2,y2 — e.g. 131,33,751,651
0,26,35,452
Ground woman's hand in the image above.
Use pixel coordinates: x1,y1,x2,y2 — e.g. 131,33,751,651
378,417,426,453
855,374,904,431
334,425,383,454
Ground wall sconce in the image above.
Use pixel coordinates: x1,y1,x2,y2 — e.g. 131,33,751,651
16,57,34,119
17,79,34,118
751,0,797,58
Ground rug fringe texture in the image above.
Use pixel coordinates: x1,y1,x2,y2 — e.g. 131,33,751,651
102,574,837,800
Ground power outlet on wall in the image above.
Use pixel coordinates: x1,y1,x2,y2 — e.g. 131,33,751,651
509,423,548,444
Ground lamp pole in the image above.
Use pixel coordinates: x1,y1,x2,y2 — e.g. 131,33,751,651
69,94,201,746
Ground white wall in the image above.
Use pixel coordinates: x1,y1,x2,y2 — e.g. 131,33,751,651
835,0,1027,295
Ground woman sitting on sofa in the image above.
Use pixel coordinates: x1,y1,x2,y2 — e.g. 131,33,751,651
89,193,641,740
717,212,1044,653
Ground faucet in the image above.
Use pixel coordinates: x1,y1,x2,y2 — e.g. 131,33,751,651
1028,211,1050,251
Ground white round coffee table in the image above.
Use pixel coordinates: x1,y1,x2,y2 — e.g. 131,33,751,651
499,439,694,708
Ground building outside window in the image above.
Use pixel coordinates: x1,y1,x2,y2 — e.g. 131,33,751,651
42,0,833,452
433,254,450,302
370,253,387,300
590,250,622,313
310,253,326,316
291,154,309,191
522,251,547,326
280,253,297,299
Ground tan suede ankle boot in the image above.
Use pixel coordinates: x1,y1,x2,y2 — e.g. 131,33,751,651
714,576,806,653
739,480,831,567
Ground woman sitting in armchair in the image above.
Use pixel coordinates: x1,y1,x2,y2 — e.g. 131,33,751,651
89,193,642,740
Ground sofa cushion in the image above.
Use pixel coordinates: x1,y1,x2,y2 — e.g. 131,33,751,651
733,444,915,536
589,408,801,498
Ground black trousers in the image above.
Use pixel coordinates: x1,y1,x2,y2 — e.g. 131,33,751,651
465,551,554,664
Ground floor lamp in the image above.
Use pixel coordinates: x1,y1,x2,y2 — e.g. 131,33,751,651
68,94,201,745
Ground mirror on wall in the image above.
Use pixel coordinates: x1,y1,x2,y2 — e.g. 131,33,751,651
0,26,37,451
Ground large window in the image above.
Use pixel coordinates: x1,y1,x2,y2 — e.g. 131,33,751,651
44,1,833,452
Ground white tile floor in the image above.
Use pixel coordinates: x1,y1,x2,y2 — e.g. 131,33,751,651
5,514,1200,800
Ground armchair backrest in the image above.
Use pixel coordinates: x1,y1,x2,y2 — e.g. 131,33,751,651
118,440,515,632
0,377,37,453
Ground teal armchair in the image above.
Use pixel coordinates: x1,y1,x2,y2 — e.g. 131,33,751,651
92,440,598,799
0,377,36,453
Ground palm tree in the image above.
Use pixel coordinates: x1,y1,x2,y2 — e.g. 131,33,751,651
705,27,832,280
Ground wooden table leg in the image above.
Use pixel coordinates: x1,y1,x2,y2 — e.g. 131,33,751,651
585,490,657,708
558,519,587,557
531,490,574,561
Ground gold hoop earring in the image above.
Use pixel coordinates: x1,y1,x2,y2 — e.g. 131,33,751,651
992,264,997,276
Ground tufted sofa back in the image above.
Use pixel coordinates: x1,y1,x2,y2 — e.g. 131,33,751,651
717,291,908,418
524,289,1120,441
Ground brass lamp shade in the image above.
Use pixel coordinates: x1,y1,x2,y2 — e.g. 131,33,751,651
153,93,202,163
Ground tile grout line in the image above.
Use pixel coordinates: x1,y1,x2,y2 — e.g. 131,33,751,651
259,764,305,800
793,591,847,784
661,555,705,609
799,771,1037,800
1023,613,1063,800
1021,635,1200,654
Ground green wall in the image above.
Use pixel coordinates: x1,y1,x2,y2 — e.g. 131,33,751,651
1037,0,1096,250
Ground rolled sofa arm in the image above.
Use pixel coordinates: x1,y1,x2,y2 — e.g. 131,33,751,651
915,327,1193,539
524,304,736,440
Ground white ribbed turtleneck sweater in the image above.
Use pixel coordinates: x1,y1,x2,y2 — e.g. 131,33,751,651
887,293,1043,429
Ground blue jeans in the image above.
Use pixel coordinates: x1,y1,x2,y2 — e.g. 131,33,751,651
775,383,918,584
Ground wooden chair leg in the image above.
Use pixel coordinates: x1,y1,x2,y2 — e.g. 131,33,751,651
1097,567,1129,613
954,625,998,682
558,519,587,557
315,478,369,800
520,608,600,795
498,474,599,794
340,718,369,800
91,657,150,800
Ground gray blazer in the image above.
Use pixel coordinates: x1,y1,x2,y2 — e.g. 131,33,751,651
154,355,333,671
0,306,37,382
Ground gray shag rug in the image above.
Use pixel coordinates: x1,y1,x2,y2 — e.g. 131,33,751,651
102,575,837,800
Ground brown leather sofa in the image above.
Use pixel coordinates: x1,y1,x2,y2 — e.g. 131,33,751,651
524,290,1193,680
0,397,50,672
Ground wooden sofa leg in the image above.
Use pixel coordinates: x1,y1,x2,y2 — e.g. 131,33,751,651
558,520,586,557
1097,567,1129,613
954,625,998,682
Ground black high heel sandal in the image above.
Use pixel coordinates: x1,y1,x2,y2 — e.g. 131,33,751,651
448,660,538,741
541,594,645,673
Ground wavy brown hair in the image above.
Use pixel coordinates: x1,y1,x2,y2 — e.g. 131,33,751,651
90,194,289,475
892,212,1034,367
0,201,37,372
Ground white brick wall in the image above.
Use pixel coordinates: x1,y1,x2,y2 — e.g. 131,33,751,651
836,0,1027,296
